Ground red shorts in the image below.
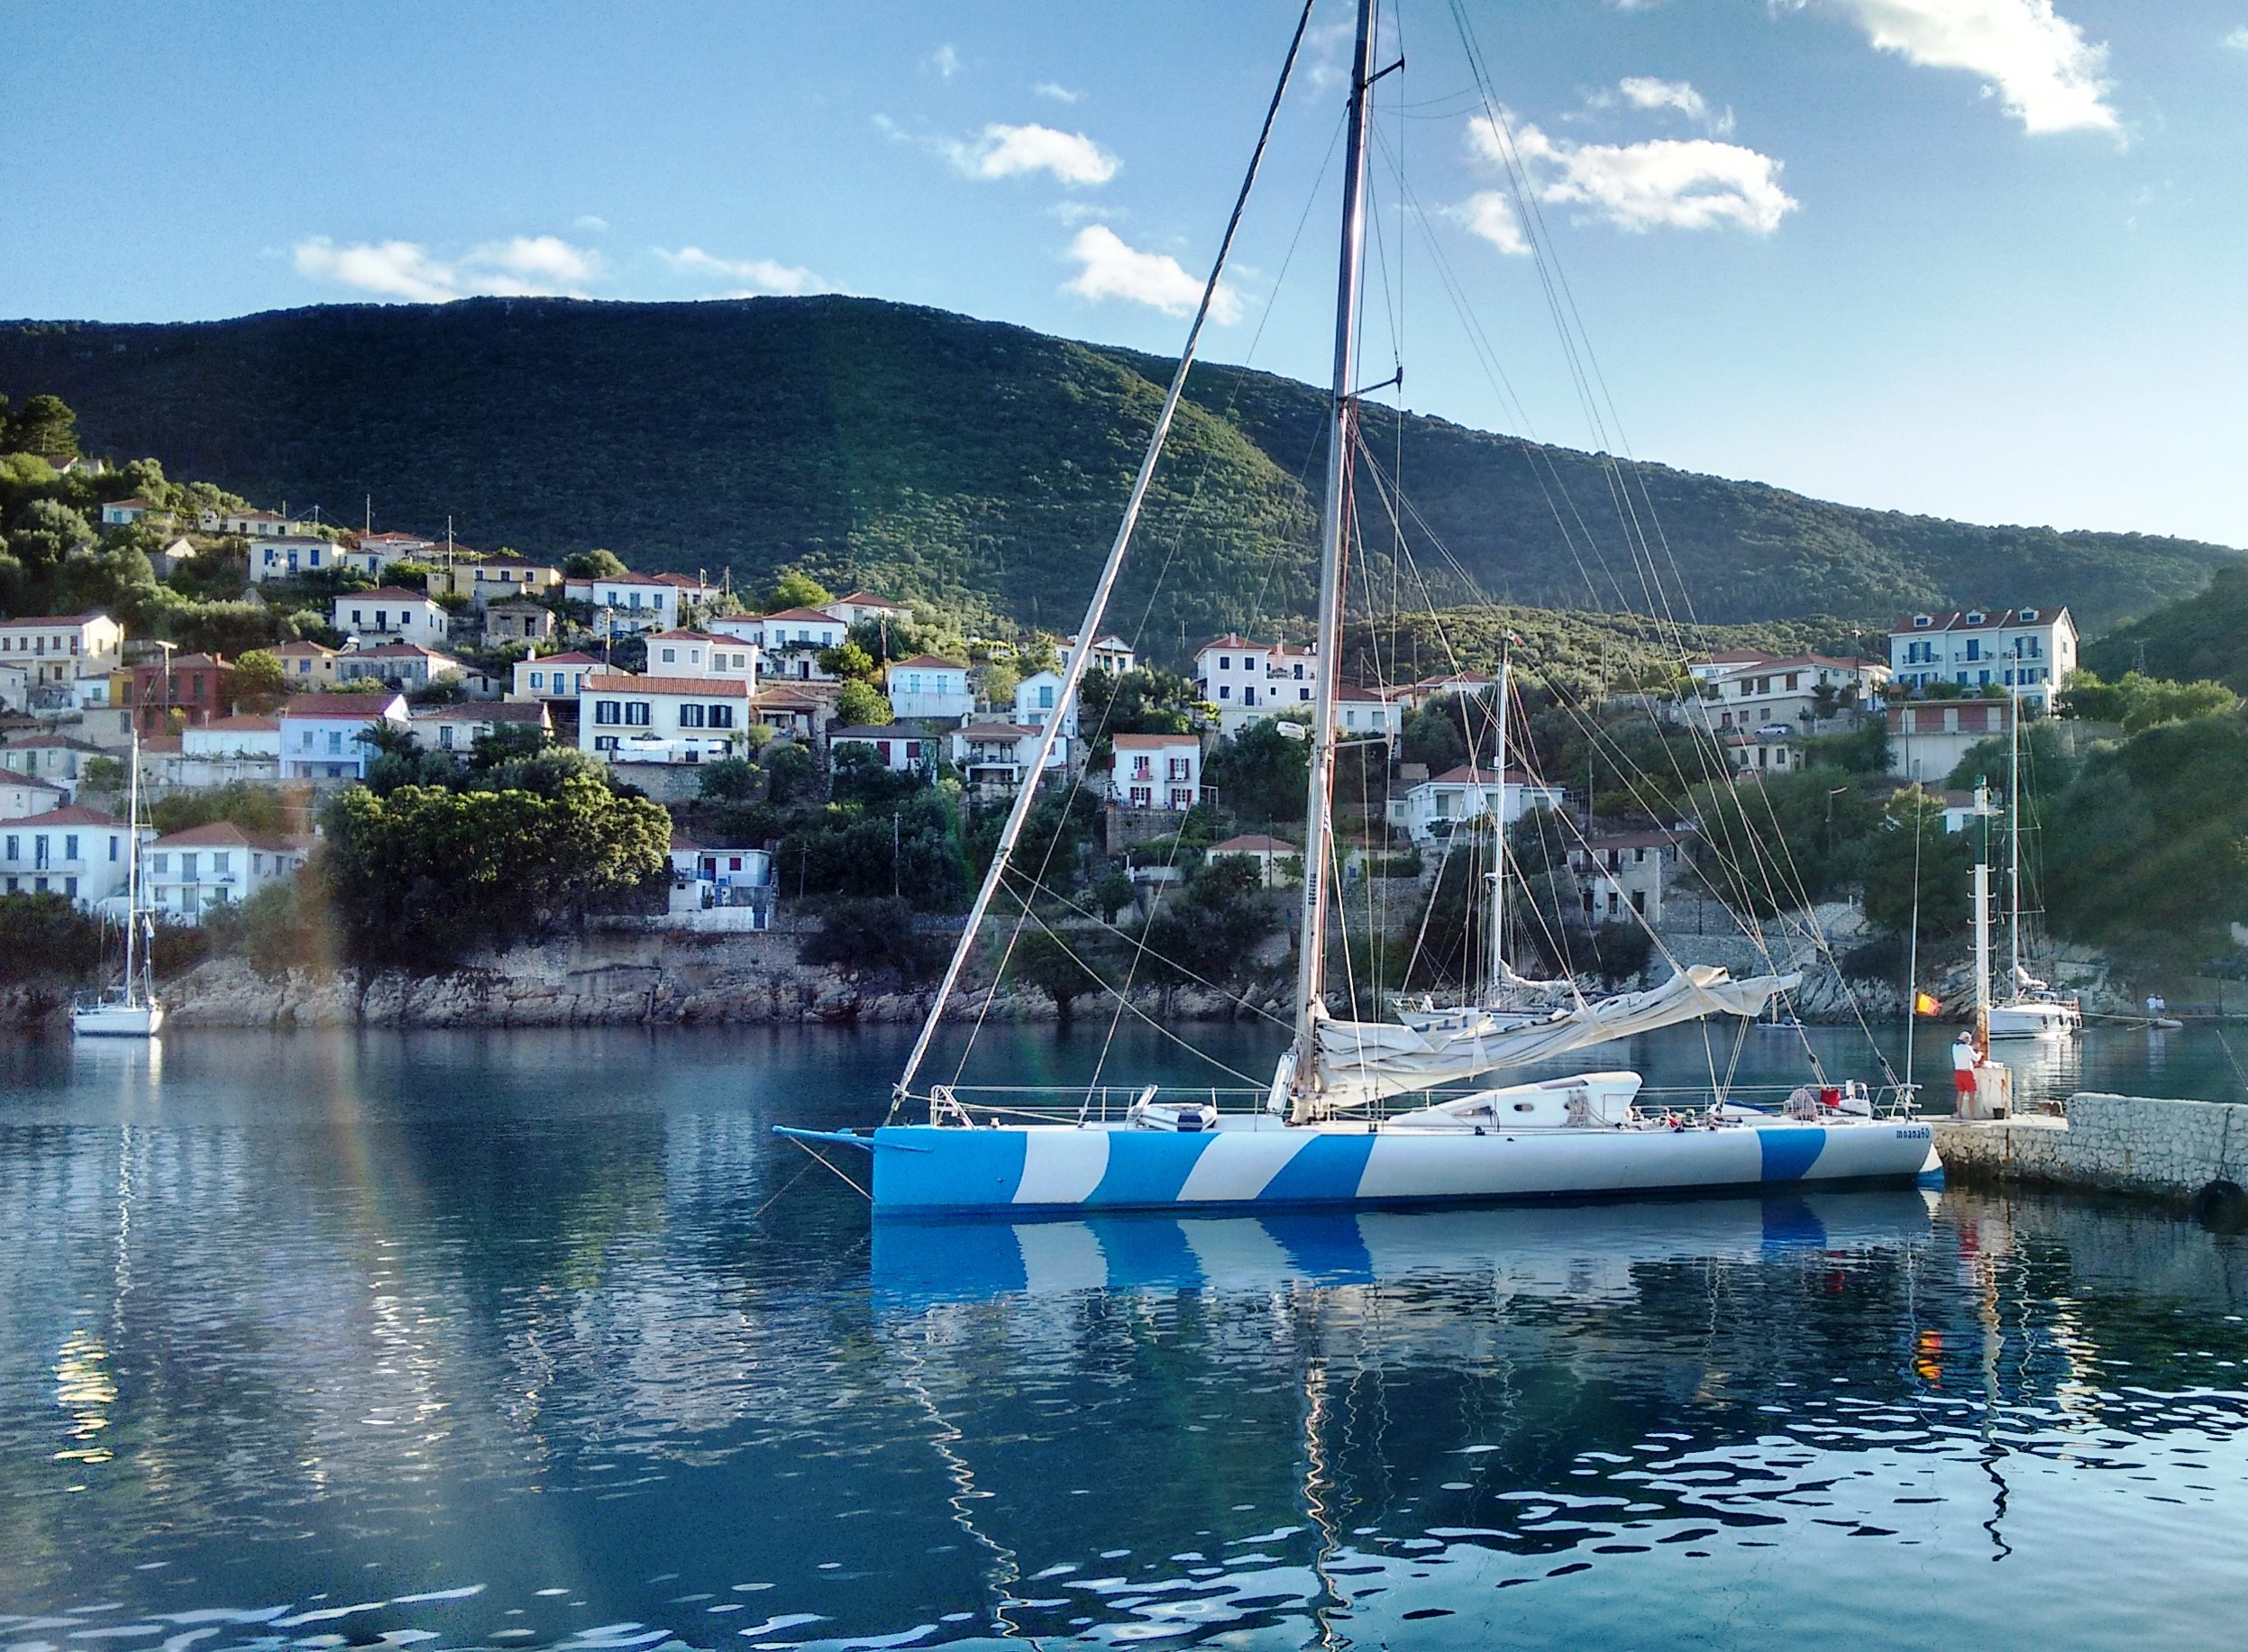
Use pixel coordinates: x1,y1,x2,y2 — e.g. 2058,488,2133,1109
1953,1070,1977,1096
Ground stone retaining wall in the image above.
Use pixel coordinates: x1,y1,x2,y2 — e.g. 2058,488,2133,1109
1935,1092,2248,1200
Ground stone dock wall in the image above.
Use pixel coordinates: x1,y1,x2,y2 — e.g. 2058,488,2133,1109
1936,1093,2248,1205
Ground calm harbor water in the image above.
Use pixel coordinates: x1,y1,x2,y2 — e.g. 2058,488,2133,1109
5,1021,2247,1648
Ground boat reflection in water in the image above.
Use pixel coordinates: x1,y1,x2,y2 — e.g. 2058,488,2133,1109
873,1189,1937,1306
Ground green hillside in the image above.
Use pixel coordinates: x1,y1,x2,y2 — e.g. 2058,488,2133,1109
1,295,2233,654
2080,565,2248,692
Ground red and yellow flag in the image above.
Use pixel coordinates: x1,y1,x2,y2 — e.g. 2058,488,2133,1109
1914,991,1941,1018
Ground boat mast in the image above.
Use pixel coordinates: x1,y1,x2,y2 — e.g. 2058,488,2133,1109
1485,649,1511,1002
123,727,140,1006
1972,772,1992,1053
1288,0,1377,1123
2007,688,2022,993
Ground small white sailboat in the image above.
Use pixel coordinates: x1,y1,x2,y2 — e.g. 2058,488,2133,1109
72,731,163,1039
779,0,1934,1213
1981,693,2079,1040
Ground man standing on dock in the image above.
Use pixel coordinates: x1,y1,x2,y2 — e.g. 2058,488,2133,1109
1952,1031,1980,1104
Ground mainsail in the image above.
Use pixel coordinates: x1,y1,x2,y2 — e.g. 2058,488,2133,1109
1314,966,1802,1108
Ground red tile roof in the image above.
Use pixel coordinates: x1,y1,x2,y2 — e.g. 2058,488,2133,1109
149,820,303,851
1423,765,1549,787
12,805,124,827
887,653,965,671
281,692,405,716
344,587,440,605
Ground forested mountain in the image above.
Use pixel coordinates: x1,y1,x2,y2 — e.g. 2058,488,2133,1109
2080,565,2248,692
2,295,2233,655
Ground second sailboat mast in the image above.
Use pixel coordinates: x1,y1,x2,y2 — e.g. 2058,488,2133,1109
1290,0,1378,1118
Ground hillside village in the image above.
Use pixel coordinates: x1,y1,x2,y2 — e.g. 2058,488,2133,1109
4,391,2246,1012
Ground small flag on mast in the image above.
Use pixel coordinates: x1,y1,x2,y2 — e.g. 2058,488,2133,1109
1914,991,1941,1018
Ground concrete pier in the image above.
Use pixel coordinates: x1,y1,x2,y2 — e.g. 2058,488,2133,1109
1936,1092,2248,1206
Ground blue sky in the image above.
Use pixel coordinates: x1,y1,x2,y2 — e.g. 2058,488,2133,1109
6,1,2247,549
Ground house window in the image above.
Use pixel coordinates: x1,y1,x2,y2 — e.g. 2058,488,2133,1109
180,853,197,879
625,702,652,726
351,609,363,625
661,648,676,663
595,735,619,753
708,704,734,729
214,853,231,875
1169,788,1193,809
530,671,544,689
595,700,622,726
33,835,48,869
4,835,14,861
1129,785,1152,808
679,704,706,728
1913,615,1932,628
64,834,78,861
440,724,457,748
328,731,343,754
109,835,119,862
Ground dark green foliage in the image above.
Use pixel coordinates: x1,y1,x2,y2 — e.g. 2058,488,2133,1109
1942,717,2079,795
698,757,761,801
1796,720,1889,775
800,897,933,977
1203,721,1308,826
2059,670,2238,733
5,393,78,458
1091,868,1138,923
204,881,334,980
1400,694,1483,771
0,894,102,981
562,548,626,580
321,774,672,969
1134,857,1280,986
1860,789,1972,943
777,787,966,910
1686,767,1879,917
3,300,2226,641
830,743,923,808
966,787,1093,884
763,742,820,807
834,680,893,726
1003,926,1105,1018
149,781,297,837
1078,666,1197,739
2081,566,2248,693
2042,712,2248,972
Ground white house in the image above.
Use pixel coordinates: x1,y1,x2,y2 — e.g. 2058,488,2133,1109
1193,635,1317,717
510,650,604,702
0,772,71,820
1111,733,1201,811
1725,727,1803,780
668,833,775,928
0,807,139,907
0,662,28,712
271,640,338,689
0,733,106,799
728,607,848,680
142,822,308,924
828,589,914,628
1392,671,1498,712
1063,633,1136,679
644,630,758,685
334,642,462,690
1208,833,1300,888
224,509,295,537
410,699,552,754
585,572,690,633
1333,685,1406,747
333,587,448,643
1885,696,2017,785
1889,606,2078,712
1394,764,1567,844
279,690,411,780
830,724,936,773
249,534,341,582
98,497,171,528
1013,670,1074,739
334,534,432,581
580,673,754,764
884,654,973,721
1679,653,1889,735
167,715,281,789
948,722,1064,793
182,716,281,762
0,612,125,685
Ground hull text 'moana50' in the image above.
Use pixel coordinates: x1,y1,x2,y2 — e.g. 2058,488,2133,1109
779,0,1935,1215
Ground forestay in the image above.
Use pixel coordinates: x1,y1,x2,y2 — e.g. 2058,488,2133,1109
1314,966,1801,1108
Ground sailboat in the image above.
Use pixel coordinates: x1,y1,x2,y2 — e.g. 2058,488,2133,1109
1982,691,2079,1040
71,729,164,1039
779,0,1935,1213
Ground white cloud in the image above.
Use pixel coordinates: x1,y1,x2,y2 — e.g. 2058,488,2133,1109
574,214,609,233
927,44,960,79
1469,113,1796,234
946,122,1119,186
292,234,603,301
1811,0,2118,135
1034,81,1082,104
1611,76,1733,134
1452,190,1531,255
2226,26,2248,51
1063,225,1238,323
653,246,828,296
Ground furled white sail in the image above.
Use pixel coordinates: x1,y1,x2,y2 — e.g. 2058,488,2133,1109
1315,966,1802,1108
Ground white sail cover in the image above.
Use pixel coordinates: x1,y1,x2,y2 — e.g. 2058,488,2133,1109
1316,966,1802,1108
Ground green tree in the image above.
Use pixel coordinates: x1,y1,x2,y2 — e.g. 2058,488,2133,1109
1135,857,1279,985
2061,669,2238,734
1204,721,1307,825
1005,927,1104,1018
1091,868,1138,923
1859,789,1972,943
800,896,933,977
818,639,878,681
1685,768,1878,918
562,547,627,580
322,773,672,968
8,394,78,460
149,780,296,836
698,756,762,801
231,647,286,708
0,893,103,981
766,568,834,611
764,742,819,806
835,679,893,726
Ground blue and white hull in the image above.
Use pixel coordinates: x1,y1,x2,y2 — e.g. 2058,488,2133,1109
858,1114,1936,1217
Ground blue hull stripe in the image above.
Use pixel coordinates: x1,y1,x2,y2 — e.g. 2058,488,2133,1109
1097,1217,1205,1284
1088,1132,1214,1208
1757,1128,1827,1182
873,1126,1027,1208
1257,1133,1378,1205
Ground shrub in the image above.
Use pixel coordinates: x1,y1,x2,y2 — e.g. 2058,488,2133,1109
0,894,102,982
800,897,933,977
